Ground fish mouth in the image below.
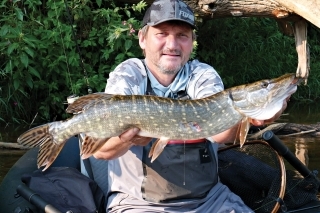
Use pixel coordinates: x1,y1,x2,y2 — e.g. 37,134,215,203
286,75,303,96
292,75,304,86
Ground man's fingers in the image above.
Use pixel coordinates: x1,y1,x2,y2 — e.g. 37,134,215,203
131,136,152,146
119,127,140,142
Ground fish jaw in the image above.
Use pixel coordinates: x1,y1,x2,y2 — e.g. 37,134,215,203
230,73,298,120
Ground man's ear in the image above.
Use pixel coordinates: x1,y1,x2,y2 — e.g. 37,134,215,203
138,30,146,49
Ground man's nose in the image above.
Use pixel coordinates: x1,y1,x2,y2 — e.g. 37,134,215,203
165,35,178,49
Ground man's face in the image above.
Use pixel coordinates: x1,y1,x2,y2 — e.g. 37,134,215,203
139,22,193,76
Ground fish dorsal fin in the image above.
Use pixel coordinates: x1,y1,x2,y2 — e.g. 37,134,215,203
66,93,114,114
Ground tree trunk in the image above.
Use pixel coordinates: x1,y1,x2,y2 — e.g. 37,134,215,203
0,142,30,149
120,0,320,82
248,122,320,141
121,0,320,29
274,0,320,29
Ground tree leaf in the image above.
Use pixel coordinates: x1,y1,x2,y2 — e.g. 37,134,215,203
0,25,9,36
24,47,34,58
14,79,20,90
20,52,29,67
124,39,132,51
7,43,19,55
96,0,102,8
28,66,41,79
14,7,24,21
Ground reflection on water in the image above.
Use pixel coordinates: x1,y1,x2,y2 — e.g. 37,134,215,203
294,138,309,167
286,102,320,124
282,136,320,179
0,126,29,184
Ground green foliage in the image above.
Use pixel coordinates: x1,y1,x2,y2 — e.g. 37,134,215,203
0,0,146,124
1,2,320,125
197,18,320,102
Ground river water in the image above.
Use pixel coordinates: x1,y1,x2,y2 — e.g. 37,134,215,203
1,102,320,184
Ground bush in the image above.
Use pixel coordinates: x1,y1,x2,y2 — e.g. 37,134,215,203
1,1,320,125
0,0,146,124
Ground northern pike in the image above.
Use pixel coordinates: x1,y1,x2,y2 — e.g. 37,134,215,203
18,73,299,171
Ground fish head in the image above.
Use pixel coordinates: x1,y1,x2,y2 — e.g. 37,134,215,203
229,73,300,120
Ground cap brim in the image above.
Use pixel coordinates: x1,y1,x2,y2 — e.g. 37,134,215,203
146,18,196,29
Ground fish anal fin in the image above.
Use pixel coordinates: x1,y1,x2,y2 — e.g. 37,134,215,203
80,136,109,159
66,93,114,114
149,137,170,162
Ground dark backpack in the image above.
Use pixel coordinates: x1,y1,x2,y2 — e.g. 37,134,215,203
21,167,106,213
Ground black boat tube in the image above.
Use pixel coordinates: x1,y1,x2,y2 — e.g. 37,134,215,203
262,130,320,191
16,184,62,213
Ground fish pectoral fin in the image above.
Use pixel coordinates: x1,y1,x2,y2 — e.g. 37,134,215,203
80,136,109,159
148,138,160,158
238,117,250,147
37,138,65,171
148,137,170,163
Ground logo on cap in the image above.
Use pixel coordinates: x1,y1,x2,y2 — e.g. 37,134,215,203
142,0,195,28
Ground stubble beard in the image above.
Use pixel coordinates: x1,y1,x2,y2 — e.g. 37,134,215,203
157,61,182,75
156,52,184,75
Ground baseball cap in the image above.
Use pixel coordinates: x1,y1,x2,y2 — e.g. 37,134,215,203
142,0,195,28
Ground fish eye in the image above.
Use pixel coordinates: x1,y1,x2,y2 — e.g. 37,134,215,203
261,81,269,88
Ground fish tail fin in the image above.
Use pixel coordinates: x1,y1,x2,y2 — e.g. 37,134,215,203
80,135,109,159
18,124,52,147
17,123,66,171
38,140,65,171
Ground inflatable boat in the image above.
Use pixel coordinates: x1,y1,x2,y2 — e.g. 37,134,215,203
1,132,320,213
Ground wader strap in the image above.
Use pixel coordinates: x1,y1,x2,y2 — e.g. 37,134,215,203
142,60,190,100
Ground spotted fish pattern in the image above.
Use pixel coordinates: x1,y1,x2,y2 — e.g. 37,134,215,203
18,73,299,170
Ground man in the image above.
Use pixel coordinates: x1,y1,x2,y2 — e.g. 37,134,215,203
92,0,289,212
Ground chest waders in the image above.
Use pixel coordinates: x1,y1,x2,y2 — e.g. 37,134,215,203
141,70,218,203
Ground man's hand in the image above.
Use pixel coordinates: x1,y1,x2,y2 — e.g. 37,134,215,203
250,98,289,126
93,128,152,160
119,128,152,146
